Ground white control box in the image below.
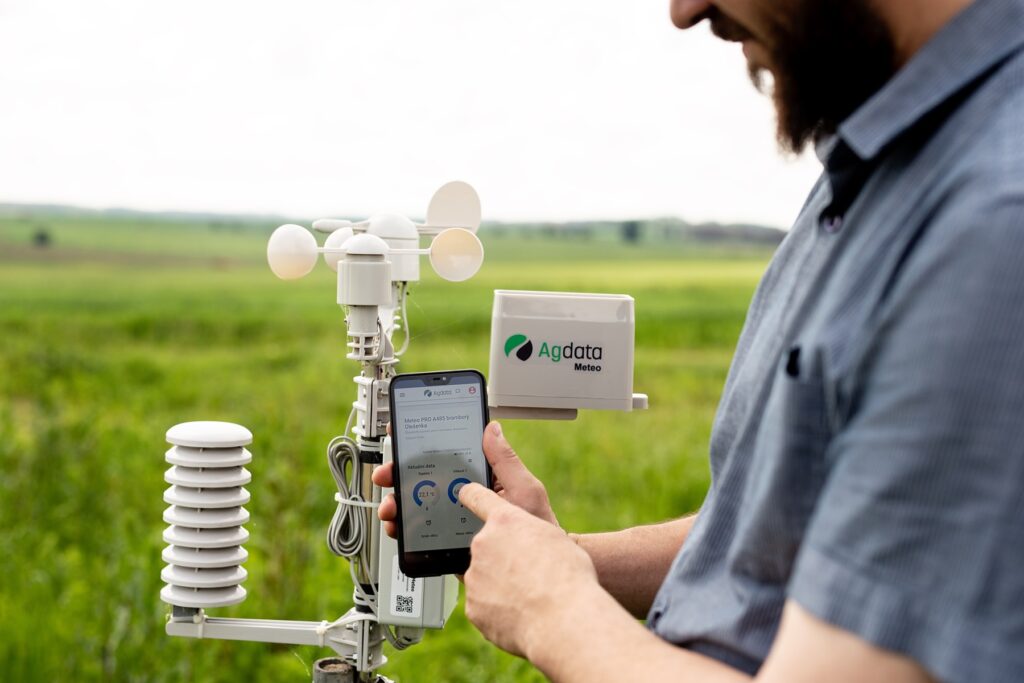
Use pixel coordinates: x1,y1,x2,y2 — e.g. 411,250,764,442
376,437,460,629
488,290,640,414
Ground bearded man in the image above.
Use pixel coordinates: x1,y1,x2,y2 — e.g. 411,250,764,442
376,1,1024,680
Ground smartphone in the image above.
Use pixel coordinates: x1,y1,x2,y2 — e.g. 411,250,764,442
389,369,492,577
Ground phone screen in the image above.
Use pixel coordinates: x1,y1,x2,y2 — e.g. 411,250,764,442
392,373,488,555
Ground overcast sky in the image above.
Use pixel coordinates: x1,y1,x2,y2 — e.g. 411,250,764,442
0,0,823,227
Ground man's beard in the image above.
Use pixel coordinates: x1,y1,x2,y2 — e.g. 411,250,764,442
713,1,897,154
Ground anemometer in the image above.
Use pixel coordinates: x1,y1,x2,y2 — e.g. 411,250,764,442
160,182,647,682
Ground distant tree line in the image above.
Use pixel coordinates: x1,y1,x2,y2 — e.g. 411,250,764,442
482,218,785,247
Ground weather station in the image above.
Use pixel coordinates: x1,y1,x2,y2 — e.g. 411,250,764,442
159,182,648,682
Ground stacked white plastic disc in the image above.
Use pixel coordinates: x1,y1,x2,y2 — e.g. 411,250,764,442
160,421,252,609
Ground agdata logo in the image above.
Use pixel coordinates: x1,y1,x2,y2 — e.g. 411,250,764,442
503,334,603,372
504,334,534,361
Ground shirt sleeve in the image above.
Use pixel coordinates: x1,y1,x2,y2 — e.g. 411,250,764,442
788,189,1024,683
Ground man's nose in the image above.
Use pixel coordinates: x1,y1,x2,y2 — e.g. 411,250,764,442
670,0,713,29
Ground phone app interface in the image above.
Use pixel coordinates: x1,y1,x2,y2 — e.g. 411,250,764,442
394,376,487,553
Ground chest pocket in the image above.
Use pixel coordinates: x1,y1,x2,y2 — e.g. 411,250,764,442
729,346,832,584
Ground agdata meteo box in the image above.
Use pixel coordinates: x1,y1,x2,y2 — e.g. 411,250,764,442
488,290,646,417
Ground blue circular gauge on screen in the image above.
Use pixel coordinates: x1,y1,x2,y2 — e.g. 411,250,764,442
412,480,438,507
448,478,472,504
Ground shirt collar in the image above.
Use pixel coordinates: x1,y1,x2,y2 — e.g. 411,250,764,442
838,0,1024,162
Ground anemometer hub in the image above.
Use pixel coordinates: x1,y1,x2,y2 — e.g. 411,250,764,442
367,214,419,281
344,233,390,256
325,227,357,272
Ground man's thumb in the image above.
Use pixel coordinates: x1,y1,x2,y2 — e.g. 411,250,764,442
482,421,533,489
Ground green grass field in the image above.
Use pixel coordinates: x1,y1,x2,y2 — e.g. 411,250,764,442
0,215,771,682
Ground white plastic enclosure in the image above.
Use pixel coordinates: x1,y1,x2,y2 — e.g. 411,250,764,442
375,436,460,629
488,290,640,413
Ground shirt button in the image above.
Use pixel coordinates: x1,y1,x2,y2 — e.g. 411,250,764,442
821,214,844,233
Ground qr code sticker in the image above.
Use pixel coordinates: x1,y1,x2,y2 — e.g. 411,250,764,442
395,595,414,614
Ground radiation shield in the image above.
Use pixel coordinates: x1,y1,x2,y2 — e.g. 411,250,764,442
487,290,642,416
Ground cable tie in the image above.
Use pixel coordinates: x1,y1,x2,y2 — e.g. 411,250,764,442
333,493,379,509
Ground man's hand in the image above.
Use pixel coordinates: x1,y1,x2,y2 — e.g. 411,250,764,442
372,431,934,683
458,482,599,658
372,421,559,537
